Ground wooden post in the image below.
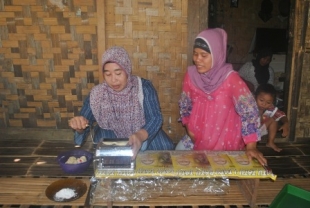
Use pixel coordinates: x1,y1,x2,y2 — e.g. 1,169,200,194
96,0,106,83
237,179,260,208
288,0,309,141
187,0,209,66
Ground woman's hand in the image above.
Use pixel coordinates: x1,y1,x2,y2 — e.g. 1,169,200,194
245,142,267,166
68,116,89,133
128,129,148,160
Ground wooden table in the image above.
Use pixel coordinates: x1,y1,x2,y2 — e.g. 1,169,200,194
0,138,271,208
91,150,275,208
0,177,90,206
91,178,259,208
3,177,308,208
1,134,310,208
0,177,258,207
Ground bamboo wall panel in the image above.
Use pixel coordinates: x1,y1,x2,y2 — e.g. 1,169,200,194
187,0,208,66
296,36,310,138
290,2,310,139
0,0,189,143
1,0,309,143
0,0,98,129
102,0,188,141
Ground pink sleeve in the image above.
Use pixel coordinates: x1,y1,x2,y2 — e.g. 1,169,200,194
243,133,260,144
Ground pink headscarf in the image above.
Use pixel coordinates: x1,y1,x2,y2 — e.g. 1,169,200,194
89,46,145,138
188,28,233,94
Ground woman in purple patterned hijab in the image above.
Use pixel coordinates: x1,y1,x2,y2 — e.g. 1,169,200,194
69,46,174,159
177,28,267,166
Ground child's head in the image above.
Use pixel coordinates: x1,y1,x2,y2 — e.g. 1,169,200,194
255,84,277,111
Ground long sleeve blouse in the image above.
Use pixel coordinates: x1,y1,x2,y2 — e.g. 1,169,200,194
74,78,167,149
179,71,261,151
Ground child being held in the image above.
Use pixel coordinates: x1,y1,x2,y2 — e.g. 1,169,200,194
255,84,289,152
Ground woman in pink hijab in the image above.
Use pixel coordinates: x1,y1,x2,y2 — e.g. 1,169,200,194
176,28,267,166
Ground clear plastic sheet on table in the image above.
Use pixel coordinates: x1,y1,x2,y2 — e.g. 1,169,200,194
89,176,230,203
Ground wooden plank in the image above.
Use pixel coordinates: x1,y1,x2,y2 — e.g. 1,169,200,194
0,137,93,177
91,179,248,206
0,177,90,205
187,0,209,49
0,134,310,207
237,178,259,208
90,178,310,207
257,178,310,205
96,0,106,83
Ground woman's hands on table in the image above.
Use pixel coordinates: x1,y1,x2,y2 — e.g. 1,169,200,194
68,116,89,133
245,142,267,166
128,129,148,160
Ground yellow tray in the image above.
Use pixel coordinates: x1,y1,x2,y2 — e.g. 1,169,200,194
94,150,277,180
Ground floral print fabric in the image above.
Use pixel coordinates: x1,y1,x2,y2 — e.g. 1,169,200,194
179,71,261,151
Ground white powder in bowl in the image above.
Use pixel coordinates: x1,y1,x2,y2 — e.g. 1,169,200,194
54,188,77,201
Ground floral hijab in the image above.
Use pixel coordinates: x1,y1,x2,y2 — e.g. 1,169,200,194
90,46,145,137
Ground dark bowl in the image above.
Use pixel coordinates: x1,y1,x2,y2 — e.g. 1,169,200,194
57,149,93,174
45,178,87,202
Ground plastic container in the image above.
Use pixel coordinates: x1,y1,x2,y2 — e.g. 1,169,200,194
57,149,93,174
269,184,310,208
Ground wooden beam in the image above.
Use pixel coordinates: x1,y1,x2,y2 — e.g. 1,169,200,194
96,0,106,83
187,0,209,66
288,0,309,141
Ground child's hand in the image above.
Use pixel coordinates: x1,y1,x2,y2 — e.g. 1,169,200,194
279,122,289,137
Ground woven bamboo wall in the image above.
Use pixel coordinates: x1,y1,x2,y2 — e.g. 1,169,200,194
102,0,189,141
293,1,310,138
0,0,99,128
297,52,310,137
2,0,308,142
0,0,192,142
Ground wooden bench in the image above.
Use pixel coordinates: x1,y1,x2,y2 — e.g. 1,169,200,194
0,177,90,206
1,135,310,207
1,177,310,208
91,178,259,208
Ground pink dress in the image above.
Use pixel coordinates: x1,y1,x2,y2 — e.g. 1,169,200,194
179,71,261,151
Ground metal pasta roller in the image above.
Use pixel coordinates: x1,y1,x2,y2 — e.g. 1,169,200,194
93,138,135,171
